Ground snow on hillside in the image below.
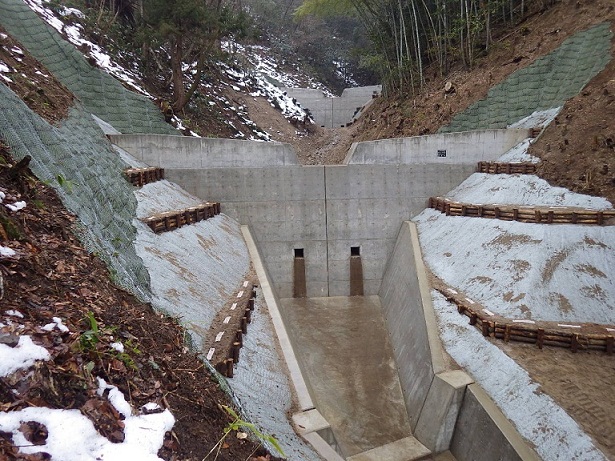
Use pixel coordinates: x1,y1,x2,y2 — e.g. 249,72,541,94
414,138,614,460
21,0,321,141
23,0,150,96
223,41,334,95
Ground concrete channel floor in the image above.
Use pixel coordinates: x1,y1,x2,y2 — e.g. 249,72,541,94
280,296,414,458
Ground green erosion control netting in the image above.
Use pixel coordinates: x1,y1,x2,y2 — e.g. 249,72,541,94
0,0,175,135
0,84,152,301
440,22,612,133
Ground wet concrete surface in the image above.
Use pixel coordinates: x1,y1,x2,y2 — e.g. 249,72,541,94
280,296,413,458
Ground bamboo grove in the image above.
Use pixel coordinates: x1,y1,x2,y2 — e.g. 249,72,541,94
296,0,557,95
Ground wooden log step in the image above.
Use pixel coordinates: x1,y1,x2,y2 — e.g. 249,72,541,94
124,167,165,187
432,281,615,354
476,161,538,175
208,282,256,378
142,202,221,233
427,197,615,226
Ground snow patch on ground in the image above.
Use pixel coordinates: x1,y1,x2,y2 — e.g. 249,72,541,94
508,107,561,129
418,135,615,323
0,335,50,377
0,378,173,461
496,139,539,163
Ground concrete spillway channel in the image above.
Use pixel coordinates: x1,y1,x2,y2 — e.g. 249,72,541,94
1,5,611,457
244,229,438,461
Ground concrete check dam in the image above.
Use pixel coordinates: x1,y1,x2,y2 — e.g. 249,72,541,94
112,129,538,461
0,3,610,457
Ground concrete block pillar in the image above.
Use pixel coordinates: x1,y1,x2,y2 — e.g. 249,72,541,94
413,370,474,453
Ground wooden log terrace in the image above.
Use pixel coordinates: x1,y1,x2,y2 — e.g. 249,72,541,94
432,281,615,355
141,202,221,233
124,167,165,187
476,161,538,175
428,197,615,226
206,283,258,378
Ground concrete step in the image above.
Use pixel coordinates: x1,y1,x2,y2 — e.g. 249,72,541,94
346,436,431,461
432,451,457,461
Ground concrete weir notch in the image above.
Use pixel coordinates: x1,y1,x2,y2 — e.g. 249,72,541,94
112,129,539,461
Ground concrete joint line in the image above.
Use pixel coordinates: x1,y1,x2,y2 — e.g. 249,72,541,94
413,372,436,434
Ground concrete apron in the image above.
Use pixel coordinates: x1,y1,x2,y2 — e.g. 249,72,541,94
281,296,428,460
242,226,431,461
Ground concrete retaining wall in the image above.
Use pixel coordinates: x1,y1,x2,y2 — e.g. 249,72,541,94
345,129,530,164
378,221,540,460
283,86,381,128
117,159,474,297
378,222,437,428
450,385,526,461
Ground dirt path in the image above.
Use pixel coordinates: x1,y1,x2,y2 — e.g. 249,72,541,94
241,91,356,164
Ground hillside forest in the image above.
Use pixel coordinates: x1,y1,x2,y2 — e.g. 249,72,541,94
54,0,542,110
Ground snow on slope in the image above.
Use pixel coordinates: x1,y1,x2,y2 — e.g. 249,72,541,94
416,136,615,323
445,172,612,208
416,208,615,323
130,168,321,459
414,136,614,460
22,0,320,141
433,291,607,461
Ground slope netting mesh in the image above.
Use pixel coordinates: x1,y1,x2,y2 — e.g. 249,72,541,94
0,83,152,301
0,0,175,135
440,22,612,133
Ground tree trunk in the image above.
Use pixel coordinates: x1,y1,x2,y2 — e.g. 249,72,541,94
171,35,187,112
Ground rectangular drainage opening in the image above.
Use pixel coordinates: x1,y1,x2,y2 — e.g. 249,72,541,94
350,246,363,296
293,248,306,298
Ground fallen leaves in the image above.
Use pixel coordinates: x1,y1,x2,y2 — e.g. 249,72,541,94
1,131,281,461
19,421,48,445
81,398,125,443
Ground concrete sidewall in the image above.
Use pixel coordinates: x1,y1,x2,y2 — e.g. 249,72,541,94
283,86,382,128
108,134,299,168
378,221,540,460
